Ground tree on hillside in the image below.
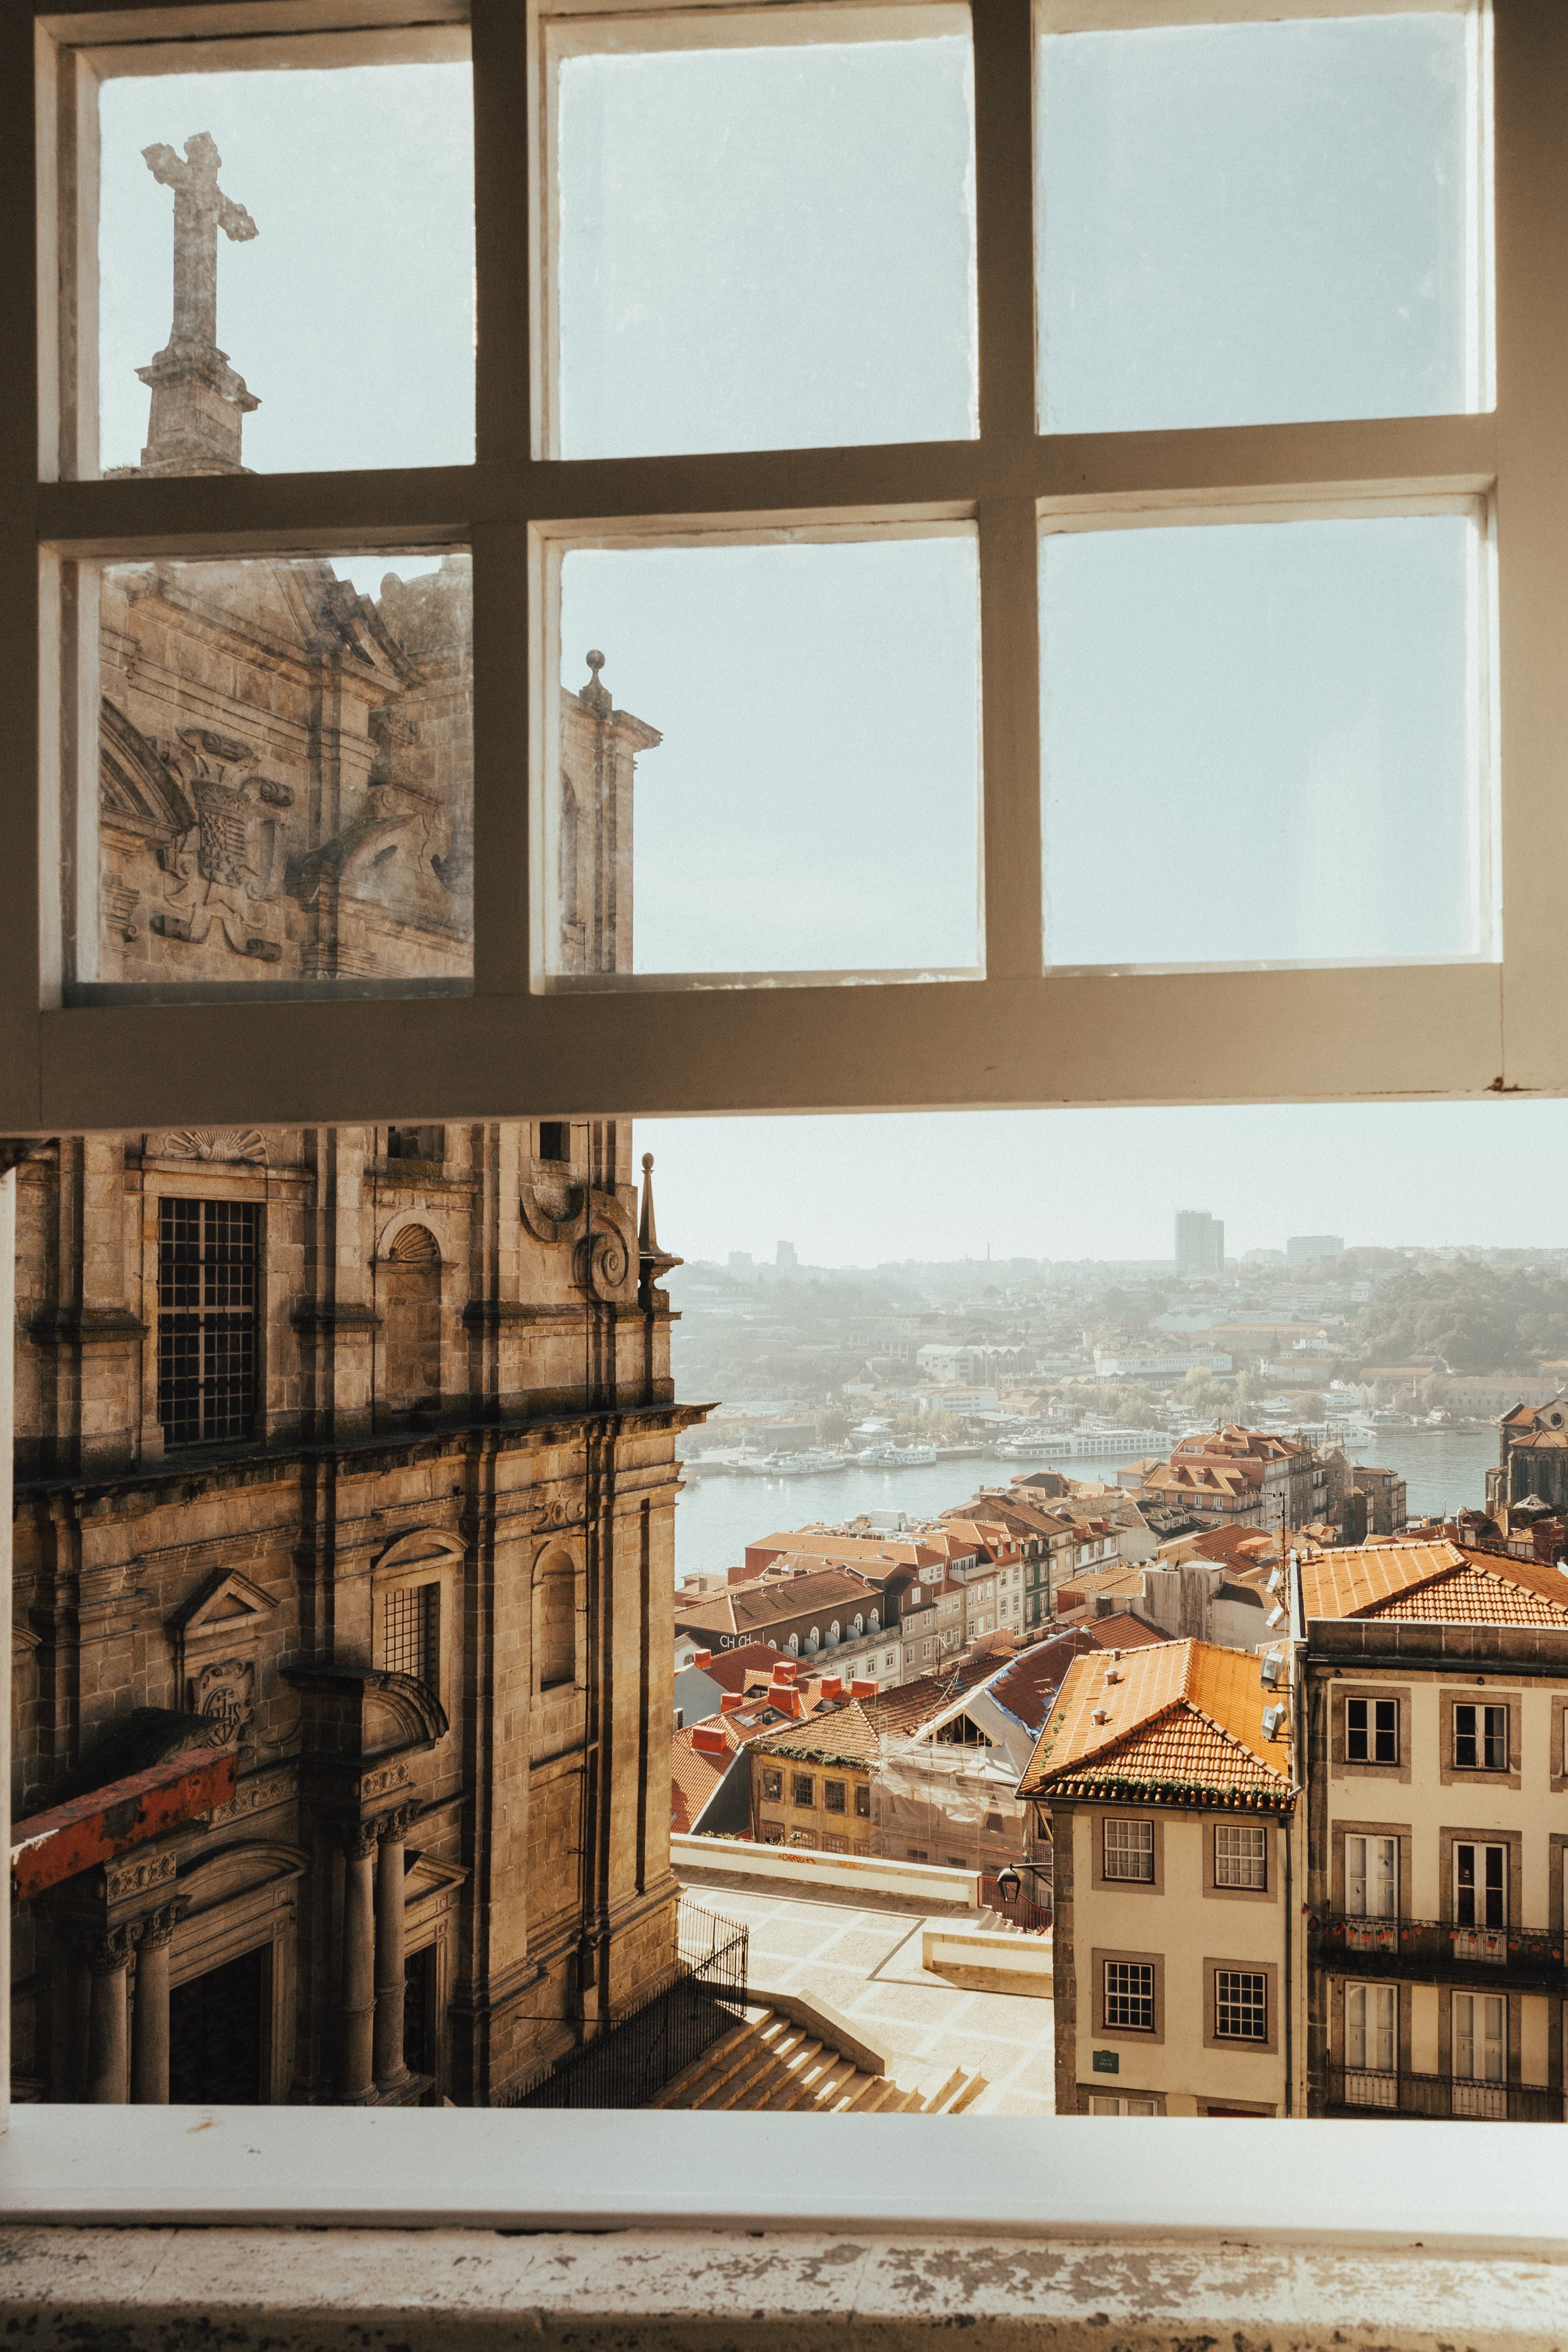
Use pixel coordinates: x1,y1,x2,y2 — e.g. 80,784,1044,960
1355,1266,1568,1375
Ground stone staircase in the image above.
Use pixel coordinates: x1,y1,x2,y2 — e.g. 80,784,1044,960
646,2004,988,2115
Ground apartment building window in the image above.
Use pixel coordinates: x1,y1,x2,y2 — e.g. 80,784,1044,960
537,1122,570,1163
156,1198,259,1448
1214,1969,1268,2042
855,1786,871,1819
382,1583,440,1695
1345,1982,1397,2095
1103,1820,1155,1883
1090,2096,1158,2116
1455,1840,1506,1929
822,1833,850,1855
761,1821,783,1846
1346,1697,1398,1763
788,1829,815,1849
824,1780,846,1815
792,1775,815,1808
1452,1992,1506,2117
1214,1823,1267,1891
1103,1961,1155,2032
762,1769,783,1803
1454,1702,1508,1771
1347,1834,1398,1918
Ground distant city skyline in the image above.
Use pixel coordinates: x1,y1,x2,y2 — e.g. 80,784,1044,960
637,1100,1568,1270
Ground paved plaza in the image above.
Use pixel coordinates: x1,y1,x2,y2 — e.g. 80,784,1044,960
677,1875,1055,2115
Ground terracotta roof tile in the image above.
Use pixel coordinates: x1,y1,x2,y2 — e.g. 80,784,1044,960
1020,1638,1293,1807
1301,1539,1568,1625
669,1722,742,1833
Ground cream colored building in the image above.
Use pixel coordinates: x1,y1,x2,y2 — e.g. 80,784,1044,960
1022,1638,1301,2116
1301,1538,1568,2121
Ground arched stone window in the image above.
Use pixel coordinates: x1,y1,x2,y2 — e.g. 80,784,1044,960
806,1626,820,1653
828,1620,840,1646
786,1632,799,1656
535,1546,576,1690
868,1608,880,1634
382,1223,441,1414
851,1613,864,1637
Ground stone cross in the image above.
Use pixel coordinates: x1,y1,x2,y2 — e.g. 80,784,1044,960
142,132,257,350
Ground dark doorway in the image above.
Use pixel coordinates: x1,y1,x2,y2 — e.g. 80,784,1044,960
169,1944,267,2104
405,1942,437,2083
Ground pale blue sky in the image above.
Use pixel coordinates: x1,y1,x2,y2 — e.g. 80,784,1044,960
639,1099,1568,1267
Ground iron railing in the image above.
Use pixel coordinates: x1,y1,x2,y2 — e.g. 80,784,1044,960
506,1898,749,2109
1326,2065,1563,2122
1317,1913,1566,1991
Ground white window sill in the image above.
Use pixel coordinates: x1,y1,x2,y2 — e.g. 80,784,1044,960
0,2107,1565,2250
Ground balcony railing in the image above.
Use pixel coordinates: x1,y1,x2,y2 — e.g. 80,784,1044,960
1316,1913,1566,1989
1326,2065,1563,2123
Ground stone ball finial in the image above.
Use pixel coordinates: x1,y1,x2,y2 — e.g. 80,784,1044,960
642,1151,654,1174
586,650,605,678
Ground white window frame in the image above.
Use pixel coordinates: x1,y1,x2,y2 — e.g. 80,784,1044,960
3,0,1568,2255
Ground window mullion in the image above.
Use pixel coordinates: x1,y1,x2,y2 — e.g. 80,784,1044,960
470,519,532,996
473,0,531,468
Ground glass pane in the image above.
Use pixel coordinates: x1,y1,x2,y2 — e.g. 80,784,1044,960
80,550,472,995
1037,9,1483,433
553,21,976,457
1039,510,1489,970
549,534,979,978
97,54,473,475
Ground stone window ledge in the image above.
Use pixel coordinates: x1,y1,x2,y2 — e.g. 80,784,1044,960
2,2220,1568,2351
0,2108,1565,2263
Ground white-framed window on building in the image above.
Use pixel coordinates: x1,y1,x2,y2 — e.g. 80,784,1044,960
1089,2096,1157,2116
1344,1981,1397,2107
1455,1840,1507,1929
1454,1702,1509,1771
1103,1819,1154,1883
1103,1961,1155,2032
1452,1991,1507,2118
1214,1969,1268,2043
1347,1834,1398,1918
1214,1822,1267,1890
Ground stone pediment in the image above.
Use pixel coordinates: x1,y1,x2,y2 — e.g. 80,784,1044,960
167,1566,280,1649
100,697,197,841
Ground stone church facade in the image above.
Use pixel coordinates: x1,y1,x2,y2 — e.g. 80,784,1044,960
9,134,689,2107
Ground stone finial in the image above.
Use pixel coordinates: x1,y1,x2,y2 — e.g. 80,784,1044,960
638,1151,658,1255
132,131,260,477
582,648,612,717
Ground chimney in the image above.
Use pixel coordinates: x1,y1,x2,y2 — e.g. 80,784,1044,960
774,1660,798,1683
691,1725,730,1755
719,1693,744,1714
693,1650,713,1670
820,1676,844,1699
850,1677,878,1697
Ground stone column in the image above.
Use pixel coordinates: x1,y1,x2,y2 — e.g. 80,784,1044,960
374,1804,418,2091
340,1821,379,2102
131,1902,185,2104
86,1927,138,2104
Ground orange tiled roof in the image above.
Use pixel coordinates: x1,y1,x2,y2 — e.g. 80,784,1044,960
670,1722,742,1833
1301,1539,1568,1626
1019,1638,1293,1807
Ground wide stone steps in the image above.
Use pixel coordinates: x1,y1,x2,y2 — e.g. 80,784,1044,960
645,2007,988,2116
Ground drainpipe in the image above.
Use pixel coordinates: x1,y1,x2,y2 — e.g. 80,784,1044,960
1283,1545,1308,2116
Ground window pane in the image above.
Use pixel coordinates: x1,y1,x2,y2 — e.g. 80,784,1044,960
97,52,473,476
550,535,980,979
79,551,472,997
1037,9,1484,433
552,19,976,457
1039,510,1490,971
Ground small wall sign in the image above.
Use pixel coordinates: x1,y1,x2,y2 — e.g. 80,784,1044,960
1091,2049,1120,2074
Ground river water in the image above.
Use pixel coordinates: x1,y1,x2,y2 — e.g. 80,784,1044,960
673,1427,1500,1587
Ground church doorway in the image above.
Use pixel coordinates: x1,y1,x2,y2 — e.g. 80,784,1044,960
169,1944,267,2104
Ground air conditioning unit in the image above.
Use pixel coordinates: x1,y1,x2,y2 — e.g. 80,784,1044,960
1262,1702,1286,1740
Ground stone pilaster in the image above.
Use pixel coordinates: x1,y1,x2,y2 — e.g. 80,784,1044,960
374,1803,419,2091
130,1902,185,2104
339,1821,379,2103
86,1925,138,2104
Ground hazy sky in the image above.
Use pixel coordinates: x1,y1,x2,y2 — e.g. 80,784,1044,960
637,1098,1568,1268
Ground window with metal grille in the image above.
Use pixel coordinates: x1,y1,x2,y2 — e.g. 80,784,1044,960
1214,1823,1268,1890
156,1198,258,1448
1215,1969,1268,2041
383,1583,440,1693
1103,1961,1155,2031
1103,1819,1155,1882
